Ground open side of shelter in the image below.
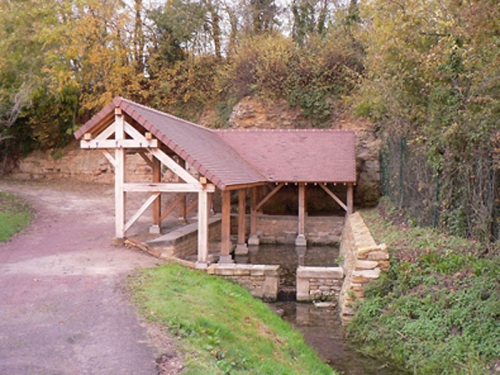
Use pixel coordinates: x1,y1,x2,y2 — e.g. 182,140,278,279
74,97,357,268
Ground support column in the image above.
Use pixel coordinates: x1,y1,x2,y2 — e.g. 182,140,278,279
177,159,187,222
248,187,260,246
150,157,161,234
219,190,233,263
347,183,354,215
114,108,126,243
235,188,248,255
196,188,209,268
295,183,307,246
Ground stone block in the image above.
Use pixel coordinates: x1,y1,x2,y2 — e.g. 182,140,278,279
297,266,344,279
233,264,252,276
250,265,266,276
235,243,249,255
214,264,236,276
263,265,279,276
206,265,217,275
354,260,379,270
296,277,310,302
367,251,389,261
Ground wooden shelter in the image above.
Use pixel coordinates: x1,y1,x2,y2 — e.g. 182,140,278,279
74,97,356,268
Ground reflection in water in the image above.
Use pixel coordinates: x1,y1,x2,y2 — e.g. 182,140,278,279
235,245,404,375
269,301,404,375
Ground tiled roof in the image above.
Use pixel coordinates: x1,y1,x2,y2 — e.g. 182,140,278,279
216,129,356,183
75,97,356,189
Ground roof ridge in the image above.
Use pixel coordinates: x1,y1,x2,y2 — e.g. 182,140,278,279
216,128,355,133
117,97,215,134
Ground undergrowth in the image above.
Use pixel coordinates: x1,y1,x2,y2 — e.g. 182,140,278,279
346,203,500,374
130,263,335,375
0,191,31,241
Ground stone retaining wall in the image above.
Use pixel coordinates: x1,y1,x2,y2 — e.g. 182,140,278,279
338,212,389,324
296,266,344,302
206,264,279,301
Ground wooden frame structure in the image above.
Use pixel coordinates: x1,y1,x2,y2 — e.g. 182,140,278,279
80,107,215,267
75,97,357,268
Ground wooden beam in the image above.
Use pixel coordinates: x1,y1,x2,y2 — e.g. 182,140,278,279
150,148,200,186
255,183,285,211
319,184,348,213
160,193,187,222
152,157,161,226
100,149,116,167
94,123,116,141
124,193,160,232
197,189,209,264
138,151,153,168
347,183,354,215
115,112,125,239
238,189,246,245
123,183,213,193
124,121,147,141
221,190,231,257
250,187,257,236
298,183,306,236
80,139,158,149
186,198,198,215
178,159,187,220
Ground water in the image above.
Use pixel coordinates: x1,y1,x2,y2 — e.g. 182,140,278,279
235,245,404,375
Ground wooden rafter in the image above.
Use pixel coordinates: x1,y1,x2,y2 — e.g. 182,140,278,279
124,193,160,232
319,184,348,212
255,183,285,211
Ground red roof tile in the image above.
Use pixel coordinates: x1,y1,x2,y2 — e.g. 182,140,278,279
216,129,356,183
75,97,356,189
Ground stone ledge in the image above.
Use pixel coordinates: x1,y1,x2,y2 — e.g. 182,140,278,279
297,266,344,279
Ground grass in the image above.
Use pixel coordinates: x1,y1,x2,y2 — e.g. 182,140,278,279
345,202,500,375
130,263,336,375
0,191,32,242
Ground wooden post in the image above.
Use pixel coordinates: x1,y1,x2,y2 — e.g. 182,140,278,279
248,186,259,245
114,108,126,242
219,190,233,263
196,188,209,268
150,156,162,234
178,159,187,222
235,188,248,255
347,183,354,215
295,183,307,246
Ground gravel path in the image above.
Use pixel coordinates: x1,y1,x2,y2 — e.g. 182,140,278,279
0,180,169,375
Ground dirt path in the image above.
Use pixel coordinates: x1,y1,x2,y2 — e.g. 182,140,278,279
0,179,179,375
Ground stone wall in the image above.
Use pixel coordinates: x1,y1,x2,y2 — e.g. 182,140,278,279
205,264,279,301
296,266,344,302
338,212,389,324
146,218,222,259
230,214,344,245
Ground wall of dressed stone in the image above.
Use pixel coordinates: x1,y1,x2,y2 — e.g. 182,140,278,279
338,212,389,324
205,264,279,301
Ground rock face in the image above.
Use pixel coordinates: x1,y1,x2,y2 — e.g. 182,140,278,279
11,97,381,205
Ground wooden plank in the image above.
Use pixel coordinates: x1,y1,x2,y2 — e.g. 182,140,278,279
80,139,158,149
150,148,200,186
123,183,207,193
319,184,348,212
238,189,246,244
100,149,116,167
178,159,187,220
197,190,209,263
255,183,284,211
221,190,231,256
124,193,160,232
186,198,198,215
115,113,125,238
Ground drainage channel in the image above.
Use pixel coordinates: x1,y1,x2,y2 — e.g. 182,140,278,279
234,244,402,375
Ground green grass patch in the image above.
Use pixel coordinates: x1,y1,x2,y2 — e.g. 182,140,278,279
130,263,335,375
0,191,32,242
346,204,500,375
